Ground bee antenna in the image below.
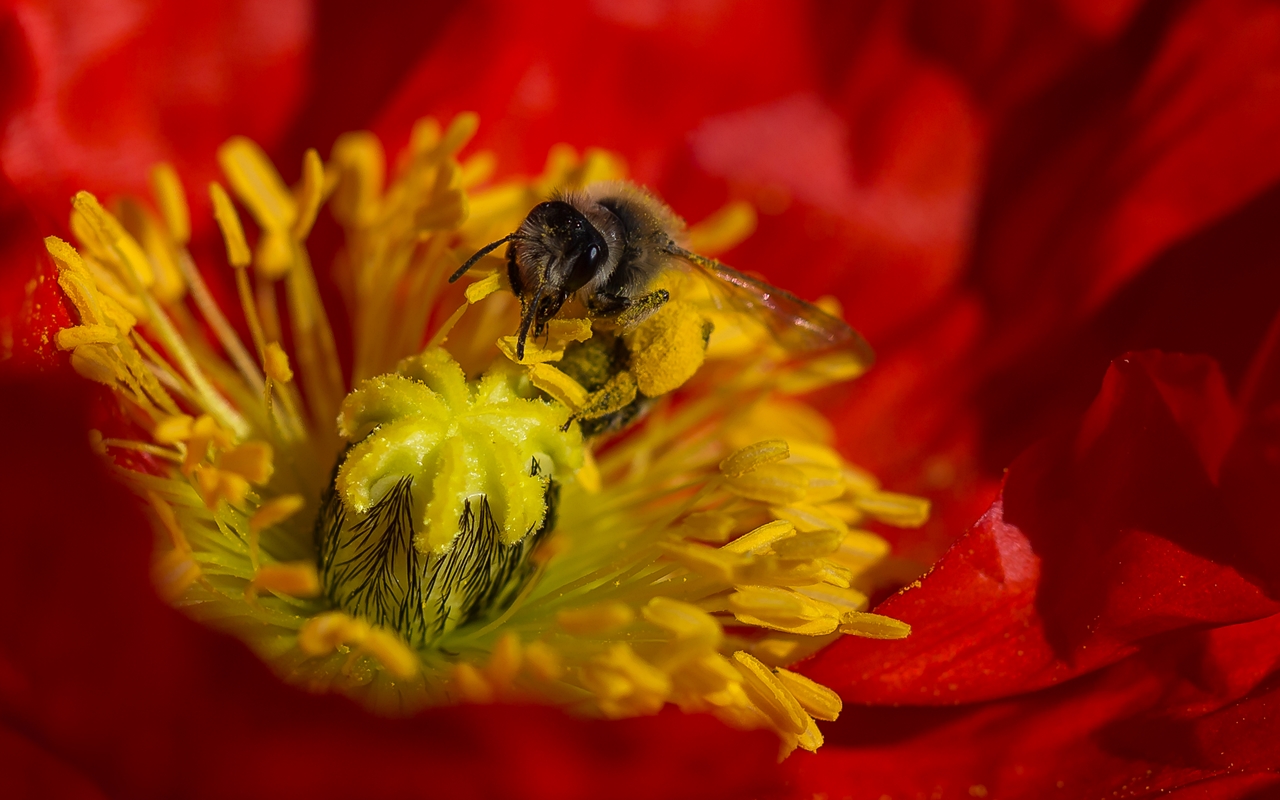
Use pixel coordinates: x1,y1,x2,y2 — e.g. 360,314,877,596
449,234,514,283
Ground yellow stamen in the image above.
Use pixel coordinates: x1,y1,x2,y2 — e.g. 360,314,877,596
452,662,495,703
798,583,869,614
72,191,154,287
575,448,602,494
524,640,563,682
839,611,913,639
244,562,322,607
724,462,809,505
642,597,721,645
360,629,419,680
497,336,563,364
720,439,791,477
674,510,738,543
795,717,824,754
854,490,932,527
152,548,202,603
219,137,297,232
55,323,120,349
193,464,250,508
775,667,842,722
150,163,191,245
582,643,672,718
209,183,252,268
329,131,384,227
731,651,810,735
772,529,844,559
659,540,750,583
49,120,928,756
722,520,795,555
217,440,274,485
686,200,757,255
556,602,635,635
464,272,502,303
263,342,294,383
729,586,840,635
529,363,590,411
146,491,191,554
295,612,418,680
292,149,326,240
484,632,523,691
770,502,848,534
115,197,185,303
249,494,306,569
298,611,370,656
45,237,136,330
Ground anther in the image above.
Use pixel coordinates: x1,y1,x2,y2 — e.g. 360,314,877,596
839,611,912,639
724,462,809,505
731,651,810,736
854,490,931,527
243,562,321,608
556,602,635,635
719,439,790,477
774,667,842,722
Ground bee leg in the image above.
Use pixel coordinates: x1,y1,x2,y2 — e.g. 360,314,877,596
613,289,669,329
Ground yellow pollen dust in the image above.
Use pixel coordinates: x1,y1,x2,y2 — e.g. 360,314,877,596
47,114,928,756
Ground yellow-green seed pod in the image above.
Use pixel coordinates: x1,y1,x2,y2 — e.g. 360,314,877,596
318,347,583,644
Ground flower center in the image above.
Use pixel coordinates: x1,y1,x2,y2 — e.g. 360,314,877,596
317,347,581,643
43,115,929,756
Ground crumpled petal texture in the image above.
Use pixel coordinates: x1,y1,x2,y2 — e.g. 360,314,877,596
804,351,1280,701
796,347,1280,798
788,615,1280,799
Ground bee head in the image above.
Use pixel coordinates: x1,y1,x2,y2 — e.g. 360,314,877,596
513,201,609,359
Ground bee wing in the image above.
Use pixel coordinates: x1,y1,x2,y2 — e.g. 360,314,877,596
667,247,875,371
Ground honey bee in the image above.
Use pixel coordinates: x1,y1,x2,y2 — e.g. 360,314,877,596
450,180,873,367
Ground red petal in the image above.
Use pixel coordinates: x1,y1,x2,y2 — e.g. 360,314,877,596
822,294,998,561
0,176,66,366
1098,614,1280,772
972,182,1280,480
1158,774,1280,800
977,0,1280,366
906,0,1144,118
0,1,310,230
789,621,1280,799
0,374,781,799
0,722,107,800
375,1,818,180
275,0,467,164
804,351,1279,704
1220,311,1280,597
695,7,983,345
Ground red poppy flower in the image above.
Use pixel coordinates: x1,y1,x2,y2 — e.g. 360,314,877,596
3,2,1279,799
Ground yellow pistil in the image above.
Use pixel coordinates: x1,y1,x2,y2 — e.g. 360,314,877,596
48,116,929,753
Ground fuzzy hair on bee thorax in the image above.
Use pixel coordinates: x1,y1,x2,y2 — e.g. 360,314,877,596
559,181,688,305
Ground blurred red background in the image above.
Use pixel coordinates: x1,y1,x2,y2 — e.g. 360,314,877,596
2,2,1278,798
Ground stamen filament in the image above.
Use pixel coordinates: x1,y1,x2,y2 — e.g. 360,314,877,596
284,245,346,438
174,248,266,394
99,437,184,463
